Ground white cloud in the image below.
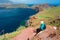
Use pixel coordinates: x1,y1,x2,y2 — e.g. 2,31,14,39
9,0,38,4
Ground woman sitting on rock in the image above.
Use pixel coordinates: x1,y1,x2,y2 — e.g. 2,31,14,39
35,21,46,35
40,21,46,31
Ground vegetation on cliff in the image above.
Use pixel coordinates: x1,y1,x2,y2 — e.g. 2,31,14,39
34,6,60,26
0,26,25,40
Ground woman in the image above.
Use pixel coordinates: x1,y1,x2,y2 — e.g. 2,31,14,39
40,21,46,31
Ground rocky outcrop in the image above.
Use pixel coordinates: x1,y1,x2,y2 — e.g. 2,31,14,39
32,4,50,11
11,25,60,40
31,26,60,40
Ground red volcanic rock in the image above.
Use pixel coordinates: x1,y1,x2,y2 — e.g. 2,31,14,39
11,26,60,40
31,26,60,40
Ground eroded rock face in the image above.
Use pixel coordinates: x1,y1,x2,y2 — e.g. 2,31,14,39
29,16,40,27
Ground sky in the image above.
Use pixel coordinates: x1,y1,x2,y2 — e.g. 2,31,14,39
0,0,60,4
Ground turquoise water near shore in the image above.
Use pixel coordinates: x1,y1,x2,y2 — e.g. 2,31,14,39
0,8,38,34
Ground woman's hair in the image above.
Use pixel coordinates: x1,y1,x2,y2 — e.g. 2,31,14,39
41,21,44,24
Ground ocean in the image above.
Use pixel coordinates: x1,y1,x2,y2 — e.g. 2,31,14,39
0,8,38,34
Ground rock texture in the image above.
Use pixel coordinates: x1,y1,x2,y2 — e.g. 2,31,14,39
11,25,60,40
31,26,60,40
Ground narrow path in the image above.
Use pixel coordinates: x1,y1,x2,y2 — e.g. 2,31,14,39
11,27,36,40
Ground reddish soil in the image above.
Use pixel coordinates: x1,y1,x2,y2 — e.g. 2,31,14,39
11,27,36,40
11,26,60,40
31,26,60,40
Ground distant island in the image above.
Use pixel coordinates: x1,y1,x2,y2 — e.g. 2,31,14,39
0,4,30,8
0,3,60,9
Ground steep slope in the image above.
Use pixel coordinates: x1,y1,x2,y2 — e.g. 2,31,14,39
34,6,60,26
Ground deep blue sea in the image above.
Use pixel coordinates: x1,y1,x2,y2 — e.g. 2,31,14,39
0,8,38,34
